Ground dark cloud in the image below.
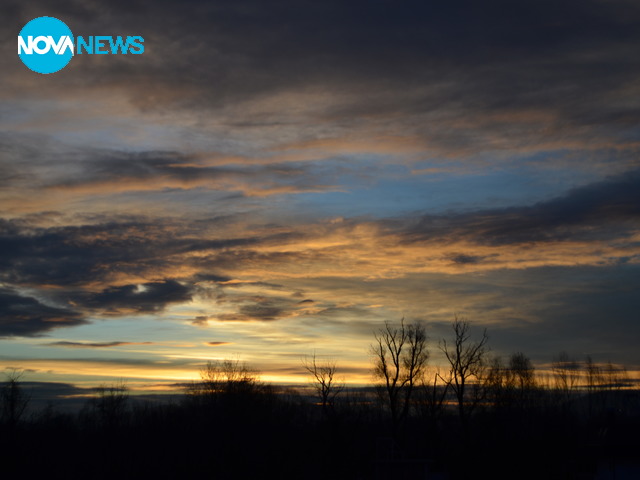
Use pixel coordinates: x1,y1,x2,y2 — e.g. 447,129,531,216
445,253,494,265
0,288,85,337
221,281,289,290
206,341,230,347
193,274,233,283
18,381,90,398
10,381,95,413
45,341,153,348
20,356,200,368
191,316,210,326
213,292,316,322
198,249,316,272
80,280,192,315
237,303,283,321
474,265,640,367
216,302,284,322
0,131,342,201
401,169,640,245
0,219,171,287
0,211,313,333
0,216,293,288
4,0,640,155
2,1,638,255
43,148,333,195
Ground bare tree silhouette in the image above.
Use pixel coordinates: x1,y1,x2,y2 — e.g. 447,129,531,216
0,369,30,429
485,355,508,408
509,352,535,390
486,352,536,411
93,379,129,428
439,317,488,426
196,358,260,397
417,368,449,432
303,352,344,413
508,351,536,408
371,318,428,429
552,352,580,406
603,361,628,390
585,355,602,393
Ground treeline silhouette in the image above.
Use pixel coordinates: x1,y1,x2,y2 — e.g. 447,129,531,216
1,319,639,479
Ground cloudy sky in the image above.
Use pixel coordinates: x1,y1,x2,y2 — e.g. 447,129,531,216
1,0,639,390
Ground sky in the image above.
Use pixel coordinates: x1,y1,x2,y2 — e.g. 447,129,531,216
1,0,639,392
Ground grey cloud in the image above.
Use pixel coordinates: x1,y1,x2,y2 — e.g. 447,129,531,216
216,300,284,322
191,316,210,326
0,216,288,288
80,280,192,315
401,169,640,246
0,133,339,196
212,290,318,323
3,0,639,157
0,219,167,287
193,274,233,283
445,253,495,265
237,303,282,321
0,211,310,333
198,249,317,272
0,288,85,337
476,265,640,368
47,149,332,194
45,341,153,348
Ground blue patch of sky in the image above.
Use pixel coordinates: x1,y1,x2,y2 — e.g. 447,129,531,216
280,151,606,218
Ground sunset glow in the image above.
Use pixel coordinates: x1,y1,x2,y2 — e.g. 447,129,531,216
2,0,640,393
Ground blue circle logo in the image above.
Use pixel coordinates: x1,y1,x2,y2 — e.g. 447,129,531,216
18,17,74,74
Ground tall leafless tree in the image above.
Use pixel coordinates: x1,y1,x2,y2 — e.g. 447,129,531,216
371,318,428,429
509,352,535,390
487,352,536,411
551,351,580,405
93,379,129,427
417,368,449,428
439,317,489,425
303,352,344,413
509,351,536,407
1,369,30,428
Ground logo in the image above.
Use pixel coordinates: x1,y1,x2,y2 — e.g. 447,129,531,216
18,17,74,74
18,16,144,74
